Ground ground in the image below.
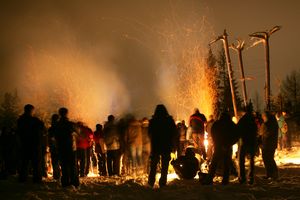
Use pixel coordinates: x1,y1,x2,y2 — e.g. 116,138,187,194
1,148,300,200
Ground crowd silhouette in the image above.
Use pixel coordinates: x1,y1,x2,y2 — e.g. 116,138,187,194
0,103,290,188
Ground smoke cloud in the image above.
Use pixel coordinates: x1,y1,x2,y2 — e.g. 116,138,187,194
0,0,215,126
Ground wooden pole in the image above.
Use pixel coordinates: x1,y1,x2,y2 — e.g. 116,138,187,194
237,49,248,107
230,40,248,107
249,26,281,111
222,30,238,119
264,38,271,111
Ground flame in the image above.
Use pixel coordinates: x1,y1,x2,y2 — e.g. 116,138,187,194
204,131,209,153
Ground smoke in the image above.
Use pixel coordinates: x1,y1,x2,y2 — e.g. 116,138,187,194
0,0,216,126
16,43,130,126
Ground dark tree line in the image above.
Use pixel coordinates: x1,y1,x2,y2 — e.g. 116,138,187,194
279,70,300,113
0,91,21,129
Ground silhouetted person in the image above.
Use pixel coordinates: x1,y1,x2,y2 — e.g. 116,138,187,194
148,104,177,188
55,108,79,187
177,120,187,156
84,126,93,176
0,127,18,179
17,104,44,183
141,118,151,174
171,147,199,179
125,117,143,174
76,122,93,177
203,112,239,185
104,115,121,176
189,108,207,160
94,124,107,176
259,111,279,180
205,115,215,162
276,112,288,150
237,106,258,184
48,114,60,180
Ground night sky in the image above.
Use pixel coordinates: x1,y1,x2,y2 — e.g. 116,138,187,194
0,0,299,118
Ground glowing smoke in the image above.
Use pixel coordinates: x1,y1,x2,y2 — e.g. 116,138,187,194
16,44,130,126
0,0,218,126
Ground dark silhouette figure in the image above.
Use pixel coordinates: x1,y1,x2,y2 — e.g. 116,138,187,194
237,106,258,184
205,115,215,162
55,108,79,187
0,127,18,179
48,114,60,180
176,121,187,156
125,117,143,174
104,115,121,176
260,111,279,180
204,112,239,185
17,104,44,183
189,108,207,159
148,104,177,188
94,124,107,176
141,118,151,174
171,147,199,179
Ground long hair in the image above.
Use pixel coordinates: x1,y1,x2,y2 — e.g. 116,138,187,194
153,104,169,118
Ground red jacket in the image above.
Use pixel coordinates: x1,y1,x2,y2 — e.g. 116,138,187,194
77,126,93,149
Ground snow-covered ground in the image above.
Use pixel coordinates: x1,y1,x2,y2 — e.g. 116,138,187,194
1,147,300,200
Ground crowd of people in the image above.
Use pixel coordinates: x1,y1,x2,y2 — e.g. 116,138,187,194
0,103,292,188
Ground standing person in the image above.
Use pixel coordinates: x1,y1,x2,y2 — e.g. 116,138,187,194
0,127,18,179
205,115,215,162
125,117,143,175
203,112,239,185
84,125,93,176
189,108,207,160
104,115,121,176
282,111,290,149
76,122,90,177
237,106,258,184
48,114,60,180
94,124,107,176
17,104,44,183
177,121,187,156
148,104,177,188
259,111,279,180
276,112,288,150
276,112,284,150
141,118,151,174
55,108,79,187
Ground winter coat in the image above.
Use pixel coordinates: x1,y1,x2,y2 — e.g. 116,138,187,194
55,117,77,155
277,116,286,138
125,120,143,147
179,124,187,142
148,115,177,154
94,129,106,154
211,114,239,148
76,126,93,149
141,120,151,152
171,154,199,179
260,115,278,151
206,119,215,140
103,121,120,151
189,112,207,134
237,112,258,149
17,114,44,152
